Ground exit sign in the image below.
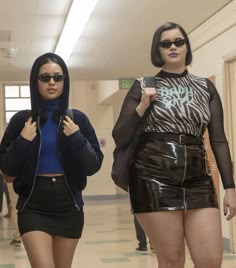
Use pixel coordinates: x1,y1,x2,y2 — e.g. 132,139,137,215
119,78,135,89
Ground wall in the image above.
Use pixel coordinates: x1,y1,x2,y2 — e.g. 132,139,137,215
0,84,4,137
188,0,236,247
70,80,120,197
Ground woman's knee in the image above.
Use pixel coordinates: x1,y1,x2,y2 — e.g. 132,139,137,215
157,251,185,268
194,254,222,268
28,257,55,268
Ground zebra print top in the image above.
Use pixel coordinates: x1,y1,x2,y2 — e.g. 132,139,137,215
112,69,235,189
144,70,211,136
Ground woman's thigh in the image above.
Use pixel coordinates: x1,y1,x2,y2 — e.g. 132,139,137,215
136,211,186,267
184,208,222,268
22,231,54,268
53,236,79,268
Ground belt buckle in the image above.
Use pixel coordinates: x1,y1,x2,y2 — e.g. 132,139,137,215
179,134,185,144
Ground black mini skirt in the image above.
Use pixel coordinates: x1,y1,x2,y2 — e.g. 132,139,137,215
129,136,218,213
18,175,84,238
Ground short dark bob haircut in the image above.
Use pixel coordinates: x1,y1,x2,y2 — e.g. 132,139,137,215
151,22,192,67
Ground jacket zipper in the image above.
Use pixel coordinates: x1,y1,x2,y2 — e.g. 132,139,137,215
58,116,80,211
20,117,42,213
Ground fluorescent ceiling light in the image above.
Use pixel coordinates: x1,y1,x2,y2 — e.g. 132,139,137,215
55,0,98,62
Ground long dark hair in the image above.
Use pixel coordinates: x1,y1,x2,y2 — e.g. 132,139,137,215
29,53,70,121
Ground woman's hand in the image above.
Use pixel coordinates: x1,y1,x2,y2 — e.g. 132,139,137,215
223,188,236,220
0,170,16,183
21,117,37,141
63,116,79,136
136,87,157,117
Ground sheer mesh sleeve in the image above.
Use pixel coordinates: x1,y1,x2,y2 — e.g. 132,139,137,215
112,80,143,148
207,79,235,189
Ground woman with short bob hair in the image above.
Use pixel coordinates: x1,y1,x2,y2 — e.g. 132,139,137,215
112,22,236,268
151,22,192,67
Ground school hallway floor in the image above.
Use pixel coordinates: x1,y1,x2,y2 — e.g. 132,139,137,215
0,196,236,268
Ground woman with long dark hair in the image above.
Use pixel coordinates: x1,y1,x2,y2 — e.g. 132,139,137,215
0,52,103,268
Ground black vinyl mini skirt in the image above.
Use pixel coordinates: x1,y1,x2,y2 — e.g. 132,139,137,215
129,135,218,213
18,175,84,238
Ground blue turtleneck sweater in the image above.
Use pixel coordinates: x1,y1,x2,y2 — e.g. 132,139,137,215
37,99,64,174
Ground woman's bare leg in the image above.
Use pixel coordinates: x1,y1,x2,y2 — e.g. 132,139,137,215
184,208,222,268
22,231,79,268
22,231,55,268
53,236,79,268
136,211,185,268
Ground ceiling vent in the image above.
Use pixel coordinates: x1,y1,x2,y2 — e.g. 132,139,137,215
3,47,18,58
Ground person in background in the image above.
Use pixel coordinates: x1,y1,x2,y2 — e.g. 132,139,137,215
134,215,154,254
112,22,236,268
0,52,103,268
0,172,21,246
7,183,21,246
0,173,11,217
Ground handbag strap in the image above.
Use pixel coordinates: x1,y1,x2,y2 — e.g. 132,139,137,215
141,76,157,121
141,76,157,89
134,76,156,137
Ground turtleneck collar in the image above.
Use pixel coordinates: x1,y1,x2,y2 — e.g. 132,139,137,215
157,69,188,78
40,98,61,112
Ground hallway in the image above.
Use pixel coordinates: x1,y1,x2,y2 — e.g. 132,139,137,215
0,196,236,267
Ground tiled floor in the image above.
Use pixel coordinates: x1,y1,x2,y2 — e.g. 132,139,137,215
0,196,236,267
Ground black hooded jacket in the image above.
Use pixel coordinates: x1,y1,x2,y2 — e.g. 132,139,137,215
0,52,103,211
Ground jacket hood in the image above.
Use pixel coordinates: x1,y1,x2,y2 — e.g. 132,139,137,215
29,52,70,120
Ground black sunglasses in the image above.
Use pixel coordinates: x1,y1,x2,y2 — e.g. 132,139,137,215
38,73,66,83
159,39,186,49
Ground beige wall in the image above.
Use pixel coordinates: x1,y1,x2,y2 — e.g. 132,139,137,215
70,80,122,196
0,84,4,137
